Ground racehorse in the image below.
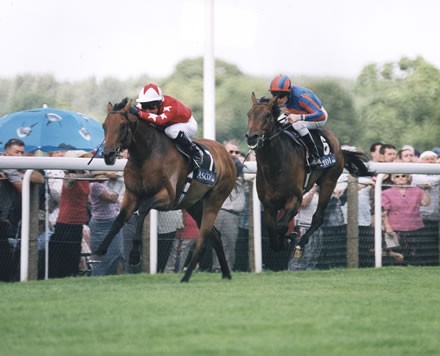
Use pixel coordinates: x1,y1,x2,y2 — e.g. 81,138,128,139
246,93,371,256
94,100,236,282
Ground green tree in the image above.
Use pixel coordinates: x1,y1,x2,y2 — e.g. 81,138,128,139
355,56,440,151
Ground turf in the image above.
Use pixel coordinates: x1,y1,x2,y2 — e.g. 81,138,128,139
1,267,439,355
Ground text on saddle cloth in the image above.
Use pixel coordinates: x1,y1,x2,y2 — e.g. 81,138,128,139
175,144,217,205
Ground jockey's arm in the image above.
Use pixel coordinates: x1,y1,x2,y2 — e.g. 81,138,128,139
136,109,174,125
285,96,326,123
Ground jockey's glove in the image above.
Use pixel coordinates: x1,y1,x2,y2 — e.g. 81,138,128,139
129,106,139,116
276,113,289,125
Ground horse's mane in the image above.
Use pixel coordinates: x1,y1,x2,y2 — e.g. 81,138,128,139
112,97,129,111
257,96,282,123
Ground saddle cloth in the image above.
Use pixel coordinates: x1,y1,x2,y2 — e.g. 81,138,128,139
282,130,337,169
175,143,217,206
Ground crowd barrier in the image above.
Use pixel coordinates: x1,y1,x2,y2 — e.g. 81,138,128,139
0,157,439,282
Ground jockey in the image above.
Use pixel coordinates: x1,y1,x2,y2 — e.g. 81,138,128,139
269,74,328,168
130,83,202,167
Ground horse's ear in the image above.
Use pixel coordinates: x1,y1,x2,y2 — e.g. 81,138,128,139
107,102,113,113
251,92,257,104
124,99,132,112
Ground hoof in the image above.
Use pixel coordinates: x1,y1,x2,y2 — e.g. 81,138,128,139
294,247,302,259
88,254,102,264
129,255,142,267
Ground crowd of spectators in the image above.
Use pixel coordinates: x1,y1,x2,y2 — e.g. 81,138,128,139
1,137,439,281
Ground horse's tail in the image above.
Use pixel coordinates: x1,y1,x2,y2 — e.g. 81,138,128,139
342,149,374,177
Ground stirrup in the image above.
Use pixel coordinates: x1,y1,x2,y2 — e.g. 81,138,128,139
192,155,202,168
191,146,203,168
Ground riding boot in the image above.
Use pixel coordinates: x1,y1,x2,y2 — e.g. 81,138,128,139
174,131,203,167
302,132,321,168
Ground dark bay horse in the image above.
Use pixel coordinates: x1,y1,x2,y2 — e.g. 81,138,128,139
94,100,236,282
246,93,371,256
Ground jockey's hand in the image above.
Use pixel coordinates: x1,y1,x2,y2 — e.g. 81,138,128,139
276,113,289,125
129,106,139,116
287,114,304,123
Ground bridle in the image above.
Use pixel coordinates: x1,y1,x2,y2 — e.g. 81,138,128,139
246,103,285,150
109,110,137,151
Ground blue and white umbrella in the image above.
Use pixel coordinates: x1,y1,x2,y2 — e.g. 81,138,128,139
0,106,104,153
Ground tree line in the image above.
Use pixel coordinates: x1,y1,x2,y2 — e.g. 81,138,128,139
1,56,439,153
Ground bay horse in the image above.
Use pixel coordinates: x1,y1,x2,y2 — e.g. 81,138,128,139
94,100,236,282
246,93,371,256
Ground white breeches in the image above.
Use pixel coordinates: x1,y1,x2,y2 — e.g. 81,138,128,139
164,116,198,139
292,108,328,136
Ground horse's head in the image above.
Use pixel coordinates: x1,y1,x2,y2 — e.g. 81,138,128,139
102,99,136,165
245,92,279,149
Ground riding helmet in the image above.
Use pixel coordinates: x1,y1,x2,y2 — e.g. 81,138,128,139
269,75,291,93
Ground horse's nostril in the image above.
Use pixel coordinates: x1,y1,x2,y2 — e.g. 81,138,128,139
103,151,117,165
246,135,258,146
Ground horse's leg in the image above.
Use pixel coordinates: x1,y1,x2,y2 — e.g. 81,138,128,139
128,211,148,266
277,197,301,243
207,225,231,279
94,191,139,256
181,202,231,282
297,179,337,251
264,207,284,251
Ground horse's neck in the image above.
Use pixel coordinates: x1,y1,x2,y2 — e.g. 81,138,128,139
130,124,162,160
257,137,303,174
257,140,284,171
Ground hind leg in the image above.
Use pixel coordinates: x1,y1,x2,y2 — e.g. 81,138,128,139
208,226,231,279
297,178,337,253
181,202,230,282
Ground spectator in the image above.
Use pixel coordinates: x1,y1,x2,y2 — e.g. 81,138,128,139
369,142,383,163
1,138,44,281
382,173,431,265
319,175,348,269
379,143,398,189
49,150,91,278
89,177,124,276
157,210,183,272
289,184,322,271
164,210,199,273
45,150,66,231
396,148,415,162
380,144,397,163
211,141,246,272
412,150,440,264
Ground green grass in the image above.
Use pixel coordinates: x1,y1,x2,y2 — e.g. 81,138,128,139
1,267,440,355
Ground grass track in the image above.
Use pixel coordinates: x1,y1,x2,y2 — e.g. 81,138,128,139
1,267,440,355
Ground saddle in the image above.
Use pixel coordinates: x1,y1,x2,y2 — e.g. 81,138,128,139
282,129,337,169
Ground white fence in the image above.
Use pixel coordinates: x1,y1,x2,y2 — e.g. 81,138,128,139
1,157,439,281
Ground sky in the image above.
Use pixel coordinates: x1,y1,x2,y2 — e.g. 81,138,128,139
1,0,439,82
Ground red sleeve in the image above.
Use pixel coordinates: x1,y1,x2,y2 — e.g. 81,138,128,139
137,96,192,126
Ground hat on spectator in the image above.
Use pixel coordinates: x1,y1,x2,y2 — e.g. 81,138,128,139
401,144,415,153
64,150,92,158
432,147,440,156
419,151,438,160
